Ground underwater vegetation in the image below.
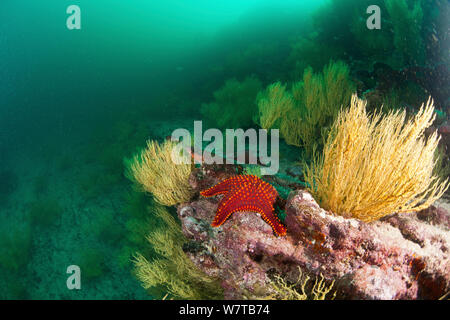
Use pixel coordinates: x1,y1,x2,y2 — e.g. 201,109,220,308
117,190,154,270
0,220,32,299
242,164,263,177
287,37,347,81
0,169,67,299
364,86,403,114
255,81,294,130
0,220,32,274
256,60,354,157
180,165,450,299
434,145,450,186
385,0,424,66
119,206,164,273
265,268,336,300
350,5,394,61
125,139,224,299
305,95,449,222
79,248,106,280
201,76,262,129
0,0,445,301
311,0,427,67
126,139,194,206
133,205,223,300
109,0,449,300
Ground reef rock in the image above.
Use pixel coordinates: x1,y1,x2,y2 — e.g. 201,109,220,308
177,165,450,300
438,121,450,151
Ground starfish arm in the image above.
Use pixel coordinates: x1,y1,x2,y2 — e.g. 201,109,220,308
211,193,234,226
200,178,234,197
258,208,287,237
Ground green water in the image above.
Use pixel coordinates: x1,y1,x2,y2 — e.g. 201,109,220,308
0,0,448,299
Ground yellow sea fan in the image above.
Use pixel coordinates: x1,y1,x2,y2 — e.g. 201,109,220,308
262,267,336,300
133,205,223,300
305,94,449,222
279,61,353,156
256,82,294,130
127,139,193,206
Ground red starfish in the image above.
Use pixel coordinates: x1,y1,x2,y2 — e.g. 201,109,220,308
200,175,287,236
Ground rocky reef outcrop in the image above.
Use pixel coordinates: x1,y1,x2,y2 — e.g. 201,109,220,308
177,164,450,299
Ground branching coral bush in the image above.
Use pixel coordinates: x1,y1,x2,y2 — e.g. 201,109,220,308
133,206,223,300
256,61,354,157
283,61,354,154
385,0,424,66
201,77,262,129
261,268,335,300
125,140,194,206
312,0,378,57
305,94,449,222
118,189,157,270
350,12,394,60
255,82,294,130
433,145,450,197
